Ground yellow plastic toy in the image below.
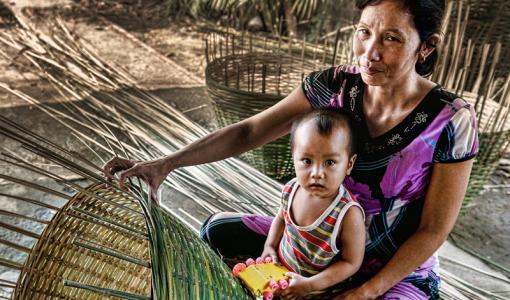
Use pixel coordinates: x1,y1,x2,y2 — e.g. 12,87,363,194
232,257,290,300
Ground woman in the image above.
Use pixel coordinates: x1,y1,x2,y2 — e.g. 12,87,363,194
103,0,478,298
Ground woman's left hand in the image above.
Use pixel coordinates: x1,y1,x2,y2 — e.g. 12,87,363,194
278,272,313,299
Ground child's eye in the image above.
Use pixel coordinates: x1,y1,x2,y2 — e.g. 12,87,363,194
302,158,311,165
325,160,335,166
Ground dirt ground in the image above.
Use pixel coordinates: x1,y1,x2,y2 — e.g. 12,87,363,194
452,165,510,277
0,0,509,297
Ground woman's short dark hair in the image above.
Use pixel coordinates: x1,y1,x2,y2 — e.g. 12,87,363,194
355,0,445,77
290,108,357,156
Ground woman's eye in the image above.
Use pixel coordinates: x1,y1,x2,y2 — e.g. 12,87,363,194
385,35,399,42
357,28,369,36
325,160,335,166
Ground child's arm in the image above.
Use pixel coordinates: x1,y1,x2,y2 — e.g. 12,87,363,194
280,206,365,297
308,205,365,291
261,208,285,262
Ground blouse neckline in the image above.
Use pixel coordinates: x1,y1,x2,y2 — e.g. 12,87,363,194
345,74,445,159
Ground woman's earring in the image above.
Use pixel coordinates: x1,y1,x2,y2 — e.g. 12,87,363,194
419,54,426,63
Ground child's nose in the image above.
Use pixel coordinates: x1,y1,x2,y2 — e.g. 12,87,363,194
311,164,324,178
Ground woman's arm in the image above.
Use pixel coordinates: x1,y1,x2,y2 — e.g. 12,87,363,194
103,86,312,197
337,159,474,299
164,86,312,169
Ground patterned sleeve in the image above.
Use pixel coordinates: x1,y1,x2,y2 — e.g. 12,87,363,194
301,65,351,109
433,105,479,163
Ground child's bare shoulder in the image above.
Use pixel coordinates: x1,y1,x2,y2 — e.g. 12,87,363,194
342,205,365,227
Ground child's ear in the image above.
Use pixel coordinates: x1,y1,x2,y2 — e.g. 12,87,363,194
346,154,357,176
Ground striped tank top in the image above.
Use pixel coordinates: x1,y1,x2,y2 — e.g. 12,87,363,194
278,178,363,297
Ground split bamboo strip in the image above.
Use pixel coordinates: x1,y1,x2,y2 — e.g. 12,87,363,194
0,238,32,253
63,280,150,300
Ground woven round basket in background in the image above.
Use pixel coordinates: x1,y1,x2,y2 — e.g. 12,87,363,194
204,29,352,181
205,53,329,181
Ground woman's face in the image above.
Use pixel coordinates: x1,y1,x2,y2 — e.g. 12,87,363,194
353,0,423,86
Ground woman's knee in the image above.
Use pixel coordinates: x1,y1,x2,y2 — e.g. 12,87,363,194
199,212,243,245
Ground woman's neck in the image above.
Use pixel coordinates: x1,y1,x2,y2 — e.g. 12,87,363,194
365,72,426,112
362,73,436,138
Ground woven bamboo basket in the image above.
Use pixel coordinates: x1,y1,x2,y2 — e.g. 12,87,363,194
206,52,325,180
461,0,510,82
204,28,354,68
11,183,151,299
204,28,354,181
433,0,510,209
462,92,510,207
5,182,249,300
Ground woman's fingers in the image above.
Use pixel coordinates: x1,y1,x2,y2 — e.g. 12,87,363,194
149,183,161,205
103,157,168,205
118,164,141,186
103,157,119,180
103,157,135,180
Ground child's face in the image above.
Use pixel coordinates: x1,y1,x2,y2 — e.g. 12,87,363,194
292,120,356,200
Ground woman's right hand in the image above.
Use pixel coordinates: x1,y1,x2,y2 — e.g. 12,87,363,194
261,245,279,263
103,156,173,204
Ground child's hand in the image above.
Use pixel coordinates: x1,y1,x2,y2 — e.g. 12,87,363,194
278,272,313,299
260,245,278,263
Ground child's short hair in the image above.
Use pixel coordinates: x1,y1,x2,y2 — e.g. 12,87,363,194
290,108,357,156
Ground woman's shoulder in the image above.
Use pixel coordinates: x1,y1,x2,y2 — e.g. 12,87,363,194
432,87,479,163
304,64,361,85
433,87,477,131
302,64,361,109
434,87,474,112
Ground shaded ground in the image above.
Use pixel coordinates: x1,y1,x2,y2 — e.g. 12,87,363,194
452,165,510,277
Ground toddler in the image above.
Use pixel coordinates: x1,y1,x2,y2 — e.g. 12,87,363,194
261,108,365,299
